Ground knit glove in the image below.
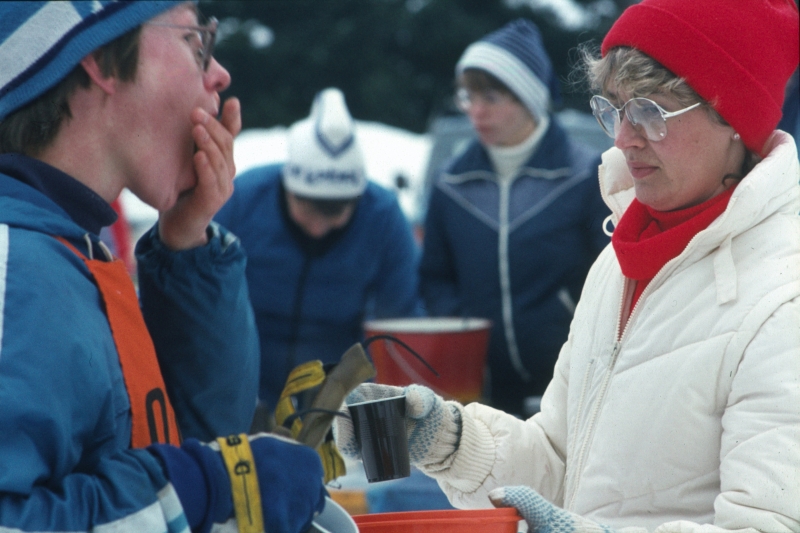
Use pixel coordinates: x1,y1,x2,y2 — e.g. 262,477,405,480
149,433,326,533
333,383,462,467
489,486,624,533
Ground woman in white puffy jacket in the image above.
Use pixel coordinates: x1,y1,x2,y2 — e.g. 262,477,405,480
335,0,799,531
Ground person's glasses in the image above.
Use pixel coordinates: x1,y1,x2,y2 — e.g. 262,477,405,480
148,17,218,72
454,88,513,112
590,95,701,141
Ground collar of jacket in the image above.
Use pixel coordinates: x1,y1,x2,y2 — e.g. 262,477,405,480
599,131,800,235
0,153,116,235
445,118,572,180
600,131,800,305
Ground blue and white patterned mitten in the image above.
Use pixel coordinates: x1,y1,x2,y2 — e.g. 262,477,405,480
333,383,462,467
489,486,620,533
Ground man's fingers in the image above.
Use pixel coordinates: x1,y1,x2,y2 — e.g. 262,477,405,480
192,125,232,198
194,98,240,164
220,97,242,138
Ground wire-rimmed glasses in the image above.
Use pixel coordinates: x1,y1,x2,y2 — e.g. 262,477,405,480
454,88,514,113
147,17,218,72
590,95,701,141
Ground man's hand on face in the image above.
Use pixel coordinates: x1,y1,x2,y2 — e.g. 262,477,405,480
158,97,242,250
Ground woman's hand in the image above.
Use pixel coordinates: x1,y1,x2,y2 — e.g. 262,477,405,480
489,486,646,533
333,383,462,467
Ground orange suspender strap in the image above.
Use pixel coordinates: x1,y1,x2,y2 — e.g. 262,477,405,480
56,237,180,448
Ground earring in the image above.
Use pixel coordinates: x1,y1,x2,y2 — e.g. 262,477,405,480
733,132,741,140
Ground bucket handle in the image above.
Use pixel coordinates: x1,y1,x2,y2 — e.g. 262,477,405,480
384,340,444,393
363,335,440,377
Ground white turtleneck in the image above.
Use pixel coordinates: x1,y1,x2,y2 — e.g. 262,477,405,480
487,114,550,184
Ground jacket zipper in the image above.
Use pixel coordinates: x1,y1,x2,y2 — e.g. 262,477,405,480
565,340,622,510
564,261,670,509
564,169,734,509
498,178,530,381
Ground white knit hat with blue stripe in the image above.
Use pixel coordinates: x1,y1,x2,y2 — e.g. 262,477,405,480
0,1,184,122
283,87,366,200
456,19,561,122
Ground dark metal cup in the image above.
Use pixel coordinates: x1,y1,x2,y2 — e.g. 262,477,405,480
347,395,410,483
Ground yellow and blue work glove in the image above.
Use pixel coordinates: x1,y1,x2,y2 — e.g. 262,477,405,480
490,486,631,533
274,360,346,484
149,433,326,533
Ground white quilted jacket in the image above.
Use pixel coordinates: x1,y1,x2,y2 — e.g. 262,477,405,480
428,132,800,533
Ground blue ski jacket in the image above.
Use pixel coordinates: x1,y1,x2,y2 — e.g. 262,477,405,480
0,154,259,531
419,120,609,413
215,164,422,409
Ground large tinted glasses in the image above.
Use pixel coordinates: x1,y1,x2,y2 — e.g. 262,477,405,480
590,95,701,141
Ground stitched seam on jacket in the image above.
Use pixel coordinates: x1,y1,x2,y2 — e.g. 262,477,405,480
509,169,591,232
437,179,499,231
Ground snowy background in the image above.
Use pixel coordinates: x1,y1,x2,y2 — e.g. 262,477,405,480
121,122,433,241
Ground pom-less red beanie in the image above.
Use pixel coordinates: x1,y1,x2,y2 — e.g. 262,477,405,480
602,0,799,155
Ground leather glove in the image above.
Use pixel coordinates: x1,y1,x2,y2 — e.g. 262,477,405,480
150,433,326,533
490,486,635,533
332,382,462,467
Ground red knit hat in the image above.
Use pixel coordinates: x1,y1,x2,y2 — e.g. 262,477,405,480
602,0,799,155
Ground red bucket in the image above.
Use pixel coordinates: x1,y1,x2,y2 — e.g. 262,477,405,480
363,317,491,404
353,508,521,533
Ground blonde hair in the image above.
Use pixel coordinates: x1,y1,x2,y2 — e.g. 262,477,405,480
582,45,710,114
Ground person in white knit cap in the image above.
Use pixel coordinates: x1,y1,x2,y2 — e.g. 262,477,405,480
216,87,422,425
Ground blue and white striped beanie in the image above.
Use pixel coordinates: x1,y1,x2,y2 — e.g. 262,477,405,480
0,1,184,122
283,87,366,200
456,19,561,122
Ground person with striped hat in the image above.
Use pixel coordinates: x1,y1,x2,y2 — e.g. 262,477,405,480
419,19,610,417
0,2,326,531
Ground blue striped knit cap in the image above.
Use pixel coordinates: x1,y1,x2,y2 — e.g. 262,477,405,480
0,1,185,122
456,19,561,122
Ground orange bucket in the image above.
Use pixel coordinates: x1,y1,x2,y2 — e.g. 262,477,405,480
363,317,492,404
353,508,521,533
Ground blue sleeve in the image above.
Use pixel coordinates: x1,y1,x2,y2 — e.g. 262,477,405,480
0,448,184,532
0,229,187,531
371,194,424,318
150,435,326,533
213,184,239,233
418,186,463,316
584,155,611,255
136,222,260,442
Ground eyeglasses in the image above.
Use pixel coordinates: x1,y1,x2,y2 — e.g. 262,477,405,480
454,88,514,112
590,95,701,142
147,17,218,72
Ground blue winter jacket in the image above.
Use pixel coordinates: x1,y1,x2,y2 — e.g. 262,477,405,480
0,154,259,530
419,119,609,413
215,164,422,410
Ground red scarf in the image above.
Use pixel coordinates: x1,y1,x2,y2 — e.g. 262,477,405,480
612,186,736,316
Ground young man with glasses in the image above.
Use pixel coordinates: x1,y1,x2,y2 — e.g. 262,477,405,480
419,19,610,417
0,2,325,532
